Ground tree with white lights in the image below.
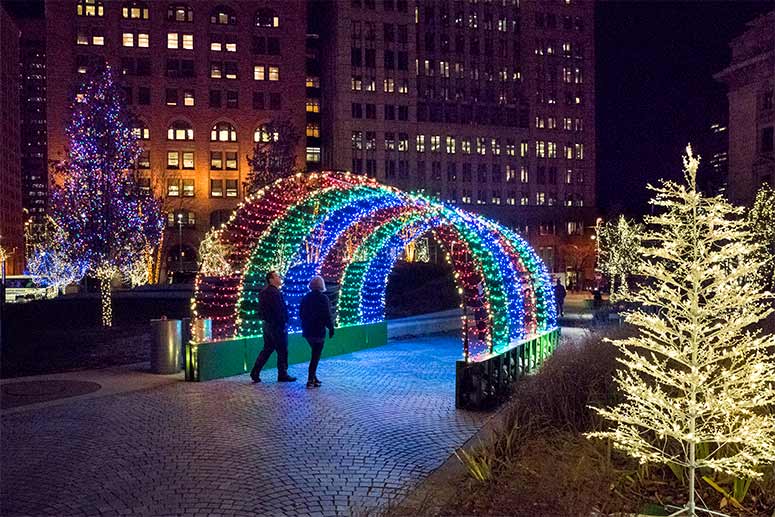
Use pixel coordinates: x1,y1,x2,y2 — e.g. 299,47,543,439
25,216,87,293
748,183,775,292
197,229,232,277
588,146,775,517
50,66,164,326
596,215,643,300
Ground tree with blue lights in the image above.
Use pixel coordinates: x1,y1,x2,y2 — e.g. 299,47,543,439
50,65,164,326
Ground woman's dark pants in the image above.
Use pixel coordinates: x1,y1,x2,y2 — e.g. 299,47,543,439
306,337,324,381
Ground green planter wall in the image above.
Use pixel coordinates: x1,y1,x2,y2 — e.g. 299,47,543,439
185,322,388,381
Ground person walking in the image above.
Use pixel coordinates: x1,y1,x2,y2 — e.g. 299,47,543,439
554,278,567,317
299,276,334,389
250,271,297,383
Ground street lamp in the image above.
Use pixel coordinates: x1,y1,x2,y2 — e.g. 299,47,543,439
177,212,184,282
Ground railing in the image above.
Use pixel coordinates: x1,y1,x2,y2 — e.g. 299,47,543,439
455,328,561,410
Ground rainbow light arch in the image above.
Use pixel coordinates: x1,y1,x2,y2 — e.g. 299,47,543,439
192,171,557,359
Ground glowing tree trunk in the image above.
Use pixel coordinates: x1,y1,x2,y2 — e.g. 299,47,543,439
588,146,775,517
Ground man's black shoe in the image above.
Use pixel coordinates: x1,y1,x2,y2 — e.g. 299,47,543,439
251,376,261,384
277,375,297,382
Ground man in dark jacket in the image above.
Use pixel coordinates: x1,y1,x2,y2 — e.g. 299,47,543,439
299,276,334,388
250,271,296,383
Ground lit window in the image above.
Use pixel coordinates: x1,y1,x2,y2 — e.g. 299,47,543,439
226,42,237,52
268,66,279,81
182,152,194,169
183,90,195,106
182,34,194,50
138,33,149,47
211,6,236,25
461,139,471,154
211,41,222,52
306,99,320,113
167,179,180,196
306,123,320,138
210,179,224,197
167,120,194,141
520,140,529,157
182,179,195,197
92,34,104,45
306,147,321,162
168,4,193,22
446,136,456,154
132,121,150,140
225,152,238,170
255,8,279,27
383,78,395,93
254,127,279,142
168,33,179,49
254,65,265,80
306,76,321,88
430,135,440,152
210,151,223,170
416,135,425,153
122,1,149,19
211,122,237,142
77,0,104,17
77,32,89,45
225,179,238,197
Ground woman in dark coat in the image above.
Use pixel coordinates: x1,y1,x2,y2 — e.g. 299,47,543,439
299,276,335,388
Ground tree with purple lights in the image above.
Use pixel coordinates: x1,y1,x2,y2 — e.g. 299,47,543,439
50,66,164,326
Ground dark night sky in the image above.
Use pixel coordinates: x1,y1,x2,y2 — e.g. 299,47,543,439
3,0,774,216
595,0,775,216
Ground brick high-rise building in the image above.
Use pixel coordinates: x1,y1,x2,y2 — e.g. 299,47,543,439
45,0,307,281
715,9,775,206
1,7,24,275
18,16,48,232
315,0,596,286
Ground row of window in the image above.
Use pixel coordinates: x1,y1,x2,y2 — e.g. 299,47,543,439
351,103,409,121
351,158,586,186
77,0,280,28
78,31,281,56
350,132,586,160
351,22,409,45
351,75,410,94
161,178,239,198
148,121,282,143
141,150,239,171
416,61,522,84
120,86,278,111
535,90,585,106
535,12,585,32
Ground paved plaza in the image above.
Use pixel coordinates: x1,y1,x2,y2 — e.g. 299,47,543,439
1,335,489,517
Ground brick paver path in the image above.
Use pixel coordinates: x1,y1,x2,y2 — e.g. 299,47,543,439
1,335,486,517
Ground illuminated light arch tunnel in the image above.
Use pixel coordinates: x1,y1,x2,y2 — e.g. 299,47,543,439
192,171,557,359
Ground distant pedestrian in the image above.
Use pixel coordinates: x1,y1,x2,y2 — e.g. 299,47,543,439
554,278,567,317
299,276,335,389
250,271,297,383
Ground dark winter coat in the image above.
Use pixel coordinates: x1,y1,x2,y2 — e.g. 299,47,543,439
299,290,334,340
554,283,567,302
258,285,288,332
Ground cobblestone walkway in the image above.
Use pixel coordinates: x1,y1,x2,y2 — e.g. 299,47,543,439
1,336,487,517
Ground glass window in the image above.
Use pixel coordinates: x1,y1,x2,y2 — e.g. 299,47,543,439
225,179,238,197
210,179,224,197
167,151,179,169
210,151,223,170
225,151,238,170
122,1,149,19
255,8,279,27
122,33,134,47
168,33,179,49
210,122,237,142
182,179,195,197
182,151,194,169
77,0,104,17
167,178,180,196
183,90,195,106
182,34,194,50
268,66,279,81
210,6,236,25
254,65,265,80
168,4,193,22
167,120,194,140
138,33,149,47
